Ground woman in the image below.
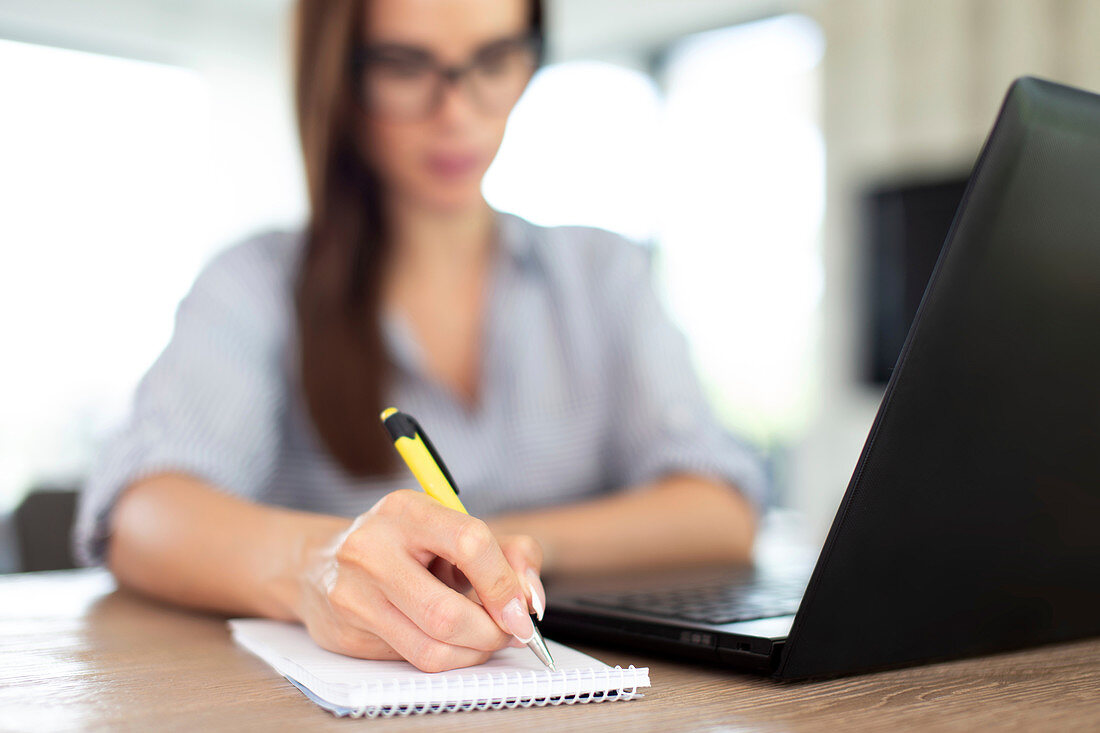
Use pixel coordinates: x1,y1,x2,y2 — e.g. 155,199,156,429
74,0,765,673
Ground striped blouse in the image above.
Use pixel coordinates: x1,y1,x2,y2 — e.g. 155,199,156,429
73,210,767,566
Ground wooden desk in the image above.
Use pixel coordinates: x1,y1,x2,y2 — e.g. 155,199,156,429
2,569,1097,731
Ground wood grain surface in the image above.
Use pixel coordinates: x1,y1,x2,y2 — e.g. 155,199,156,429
1,569,1097,732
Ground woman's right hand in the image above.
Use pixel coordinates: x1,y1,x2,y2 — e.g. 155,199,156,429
295,489,546,672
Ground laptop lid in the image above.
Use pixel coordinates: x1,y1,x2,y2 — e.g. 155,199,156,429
776,77,1100,679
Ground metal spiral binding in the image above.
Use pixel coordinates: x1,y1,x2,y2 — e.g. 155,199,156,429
346,665,644,718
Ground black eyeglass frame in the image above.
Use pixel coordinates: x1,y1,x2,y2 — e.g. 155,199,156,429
349,33,543,118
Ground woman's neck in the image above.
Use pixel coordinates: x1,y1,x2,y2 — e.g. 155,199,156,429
386,195,497,279
380,195,497,406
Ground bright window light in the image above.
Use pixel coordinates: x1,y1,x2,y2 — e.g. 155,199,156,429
0,40,215,509
484,61,662,243
657,15,825,443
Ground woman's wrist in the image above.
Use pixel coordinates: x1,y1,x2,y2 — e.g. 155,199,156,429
257,508,352,622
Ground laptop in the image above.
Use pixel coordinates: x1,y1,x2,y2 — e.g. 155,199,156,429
540,77,1100,679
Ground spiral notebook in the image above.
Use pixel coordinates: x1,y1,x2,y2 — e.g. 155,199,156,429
230,619,650,718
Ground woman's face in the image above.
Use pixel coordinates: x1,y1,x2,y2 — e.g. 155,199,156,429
356,0,534,214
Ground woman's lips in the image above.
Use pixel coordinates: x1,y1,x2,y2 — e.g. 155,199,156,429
425,152,481,179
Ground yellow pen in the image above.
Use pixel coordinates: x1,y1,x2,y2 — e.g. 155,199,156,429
380,407,556,671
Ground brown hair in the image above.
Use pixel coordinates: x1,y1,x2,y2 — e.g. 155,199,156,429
291,0,544,478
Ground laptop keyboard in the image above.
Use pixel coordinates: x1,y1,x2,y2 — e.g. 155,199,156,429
571,574,806,625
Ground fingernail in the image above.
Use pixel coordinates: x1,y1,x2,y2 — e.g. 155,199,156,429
502,597,535,643
526,568,546,621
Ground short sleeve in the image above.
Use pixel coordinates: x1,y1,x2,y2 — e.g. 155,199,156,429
600,236,768,510
72,234,292,566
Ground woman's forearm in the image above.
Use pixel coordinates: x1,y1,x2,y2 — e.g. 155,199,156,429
106,472,350,620
485,473,757,576
107,471,755,620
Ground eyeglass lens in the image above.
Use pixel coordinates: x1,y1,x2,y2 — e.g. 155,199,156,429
357,38,538,119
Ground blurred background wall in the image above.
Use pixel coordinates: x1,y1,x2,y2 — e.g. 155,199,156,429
1,0,1098,571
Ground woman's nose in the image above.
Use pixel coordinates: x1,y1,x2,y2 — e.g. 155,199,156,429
432,77,481,125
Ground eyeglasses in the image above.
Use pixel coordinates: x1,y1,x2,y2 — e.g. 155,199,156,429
352,35,541,121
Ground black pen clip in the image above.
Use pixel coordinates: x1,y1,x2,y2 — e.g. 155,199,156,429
404,414,461,496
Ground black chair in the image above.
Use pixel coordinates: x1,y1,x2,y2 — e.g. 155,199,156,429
14,486,79,572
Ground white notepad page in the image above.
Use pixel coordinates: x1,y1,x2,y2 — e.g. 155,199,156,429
230,619,650,717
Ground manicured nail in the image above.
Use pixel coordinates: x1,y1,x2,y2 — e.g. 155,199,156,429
526,568,546,621
502,597,535,643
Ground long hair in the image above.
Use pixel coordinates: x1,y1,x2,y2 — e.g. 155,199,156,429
292,0,544,477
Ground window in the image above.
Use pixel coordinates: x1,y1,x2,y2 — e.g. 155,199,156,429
0,40,214,509
657,15,825,444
